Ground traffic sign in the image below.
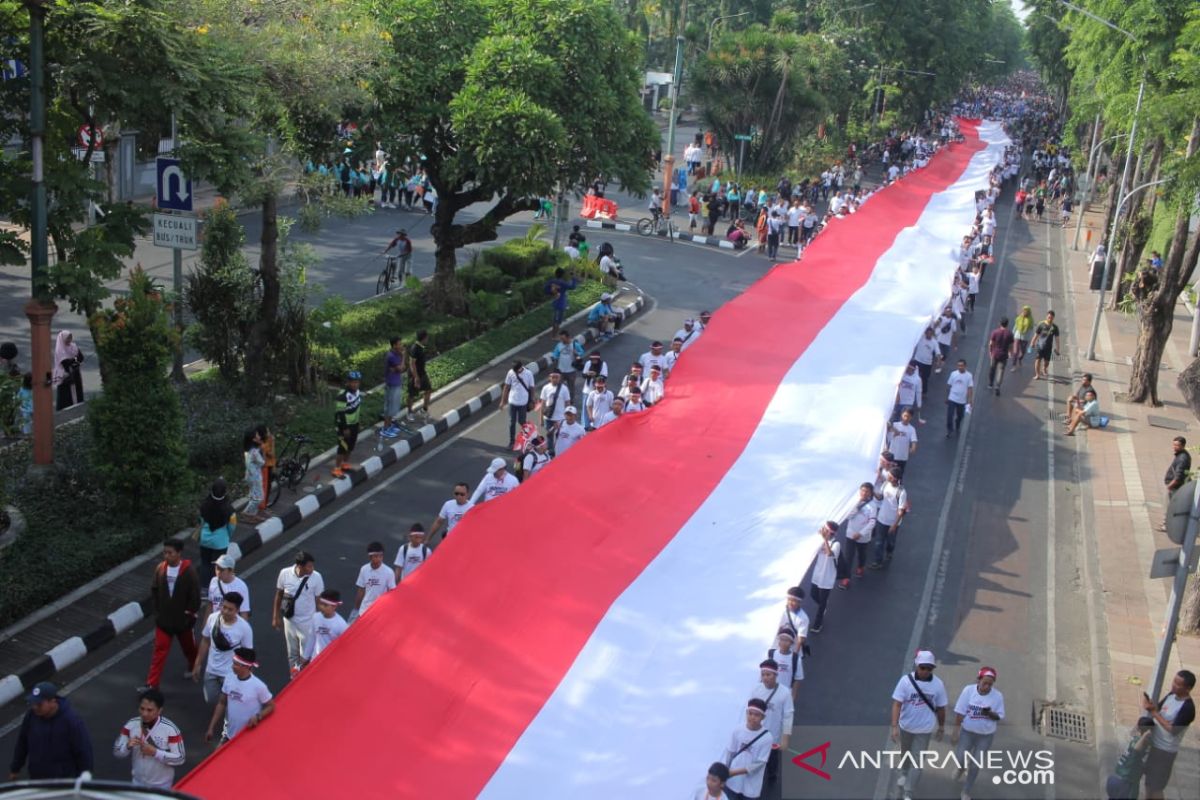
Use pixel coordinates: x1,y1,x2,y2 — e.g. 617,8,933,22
1,57,25,81
156,157,192,212
71,147,106,163
734,133,752,141
153,213,198,251
77,125,103,149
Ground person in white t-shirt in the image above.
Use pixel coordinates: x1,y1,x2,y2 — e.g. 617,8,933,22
205,648,273,744
500,359,536,449
596,395,625,427
539,370,571,444
638,341,668,374
1141,669,1196,799
299,590,348,667
470,457,520,505
430,483,473,543
768,626,802,703
809,521,840,633
692,762,731,800
779,586,809,674
674,319,700,351
751,659,794,788
192,592,254,705
841,482,877,584
352,542,396,620
890,650,947,800
663,337,684,377
205,554,250,626
887,408,919,478
952,666,1006,797
946,359,974,438
272,551,325,678
623,385,647,413
585,375,613,431
640,364,665,405
394,524,432,581
912,329,939,393
871,468,910,567
894,361,924,422
934,308,957,372
554,406,586,457
519,435,552,479
721,699,774,800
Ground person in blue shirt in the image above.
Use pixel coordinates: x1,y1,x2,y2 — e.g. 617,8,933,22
587,293,619,340
544,268,578,337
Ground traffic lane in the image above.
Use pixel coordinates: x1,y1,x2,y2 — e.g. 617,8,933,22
0,283,742,782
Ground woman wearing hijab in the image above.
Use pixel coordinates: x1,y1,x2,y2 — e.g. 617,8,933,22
198,478,236,589
53,330,84,410
1010,306,1034,368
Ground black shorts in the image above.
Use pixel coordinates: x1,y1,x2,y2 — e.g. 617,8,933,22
1143,744,1178,793
408,374,431,394
337,423,359,456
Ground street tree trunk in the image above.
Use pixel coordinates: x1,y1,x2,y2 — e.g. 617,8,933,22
243,191,279,404
1110,138,1163,310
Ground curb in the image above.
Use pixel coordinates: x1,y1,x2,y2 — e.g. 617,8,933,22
0,294,647,706
584,218,739,250
584,220,633,233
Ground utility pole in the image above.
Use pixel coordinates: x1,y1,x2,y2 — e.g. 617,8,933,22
661,34,684,219
24,0,58,466
1072,113,1100,250
169,112,185,383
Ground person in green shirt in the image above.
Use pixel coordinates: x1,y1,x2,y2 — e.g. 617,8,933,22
332,371,363,478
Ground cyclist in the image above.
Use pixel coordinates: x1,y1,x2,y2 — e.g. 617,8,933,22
333,371,363,479
648,189,663,226
381,229,413,284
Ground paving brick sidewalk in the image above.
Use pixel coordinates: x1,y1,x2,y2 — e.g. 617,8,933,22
0,293,645,703
1060,202,1200,790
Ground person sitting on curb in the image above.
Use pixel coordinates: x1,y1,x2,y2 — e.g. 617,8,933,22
1065,388,1100,436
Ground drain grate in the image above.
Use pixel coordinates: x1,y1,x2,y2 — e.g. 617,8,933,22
1038,704,1090,743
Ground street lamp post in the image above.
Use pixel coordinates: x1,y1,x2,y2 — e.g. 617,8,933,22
1086,176,1166,360
24,0,57,467
707,11,749,50
661,34,685,219
1072,130,1129,251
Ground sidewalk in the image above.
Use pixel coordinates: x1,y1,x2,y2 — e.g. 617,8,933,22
0,292,647,705
1060,202,1200,778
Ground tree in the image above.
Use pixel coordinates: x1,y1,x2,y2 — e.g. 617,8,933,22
185,203,256,381
374,0,658,312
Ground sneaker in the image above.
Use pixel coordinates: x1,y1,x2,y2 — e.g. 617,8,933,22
855,567,865,578
896,775,906,789
343,462,358,472
884,553,893,564
837,579,850,590
382,426,401,437
331,467,345,479
810,623,823,633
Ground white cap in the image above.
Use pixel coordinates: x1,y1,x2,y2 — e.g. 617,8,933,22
213,554,236,569
564,405,578,415
600,292,614,301
914,650,936,667
489,457,507,473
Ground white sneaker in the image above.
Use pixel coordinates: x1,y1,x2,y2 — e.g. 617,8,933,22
896,775,906,789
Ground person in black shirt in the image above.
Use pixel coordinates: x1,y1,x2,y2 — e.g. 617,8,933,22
407,330,431,419
1160,436,1191,532
1032,310,1060,381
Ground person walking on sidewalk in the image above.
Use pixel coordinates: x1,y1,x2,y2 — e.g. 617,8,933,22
141,539,201,691
1011,305,1033,368
890,650,947,800
8,682,93,782
1160,437,1191,532
946,359,974,437
382,337,407,437
1140,669,1196,800
987,318,1014,396
407,330,432,420
272,551,325,678
332,371,363,479
241,429,267,523
112,688,185,790
1032,310,1060,381
951,666,1005,800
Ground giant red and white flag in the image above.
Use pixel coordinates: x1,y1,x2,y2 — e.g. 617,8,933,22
180,120,1008,799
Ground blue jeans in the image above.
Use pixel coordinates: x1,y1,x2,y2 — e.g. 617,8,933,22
956,730,995,793
872,521,896,564
897,730,932,794
507,404,527,446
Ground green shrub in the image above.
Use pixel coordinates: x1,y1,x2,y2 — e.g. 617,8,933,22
459,263,513,293
88,268,190,516
184,203,256,381
179,380,273,476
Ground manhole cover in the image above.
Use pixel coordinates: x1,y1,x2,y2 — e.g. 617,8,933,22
1038,704,1090,743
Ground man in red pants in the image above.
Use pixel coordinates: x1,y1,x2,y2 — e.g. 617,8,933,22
140,539,201,691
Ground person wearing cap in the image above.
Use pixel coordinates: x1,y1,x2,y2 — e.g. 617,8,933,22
8,682,93,781
205,554,251,626
332,370,363,479
893,362,924,423
206,647,274,744
720,698,773,800
840,483,877,585
889,650,948,800
501,359,536,450
870,468,910,568
430,482,474,543
539,369,571,446
585,374,614,431
595,394,625,428
750,658,794,787
551,329,584,396
272,551,325,678
554,406,586,457
143,538,201,691
395,524,433,582
638,341,667,374
809,521,840,633
768,626,802,703
300,590,349,667
470,456,520,505
193,591,254,705
886,407,919,478
113,687,185,789
586,292,618,339
673,319,700,351
640,363,665,405
952,666,1006,799
352,541,397,620
693,761,731,800
382,228,413,281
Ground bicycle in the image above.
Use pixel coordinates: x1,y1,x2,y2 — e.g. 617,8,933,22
267,433,313,507
636,211,676,240
375,251,413,295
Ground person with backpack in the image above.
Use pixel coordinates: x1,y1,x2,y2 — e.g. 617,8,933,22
140,539,201,692
749,659,793,789
768,627,802,704
720,698,773,800
393,524,433,582
889,650,947,800
518,435,552,481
